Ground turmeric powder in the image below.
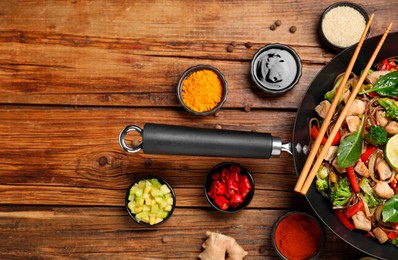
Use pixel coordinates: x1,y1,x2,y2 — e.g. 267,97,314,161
181,69,223,112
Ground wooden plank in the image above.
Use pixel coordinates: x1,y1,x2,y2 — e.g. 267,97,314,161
0,206,361,259
0,107,304,206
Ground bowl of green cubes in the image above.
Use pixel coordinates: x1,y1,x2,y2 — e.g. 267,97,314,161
125,176,176,226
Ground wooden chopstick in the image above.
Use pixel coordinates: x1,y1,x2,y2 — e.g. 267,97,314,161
293,13,374,193
299,21,393,195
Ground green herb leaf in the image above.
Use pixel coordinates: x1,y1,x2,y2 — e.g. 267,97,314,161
337,117,364,168
360,71,398,97
382,195,398,223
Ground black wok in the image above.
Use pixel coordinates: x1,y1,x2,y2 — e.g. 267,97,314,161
119,32,398,259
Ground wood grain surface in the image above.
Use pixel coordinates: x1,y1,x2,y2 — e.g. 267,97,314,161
1,0,397,259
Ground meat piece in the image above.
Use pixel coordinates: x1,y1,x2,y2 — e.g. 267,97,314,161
375,111,388,127
346,115,361,132
354,160,370,177
315,100,331,119
366,70,390,85
342,89,351,104
372,227,389,244
332,158,346,174
324,146,338,162
385,121,398,135
377,160,393,181
352,211,371,231
374,181,394,199
347,99,365,116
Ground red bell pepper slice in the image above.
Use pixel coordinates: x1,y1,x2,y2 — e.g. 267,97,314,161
310,125,340,145
335,210,355,231
230,165,241,175
347,166,360,193
214,195,229,210
390,178,397,190
387,231,397,240
239,175,252,199
229,171,239,183
360,146,377,165
393,222,398,230
345,201,364,219
230,194,243,208
380,59,397,71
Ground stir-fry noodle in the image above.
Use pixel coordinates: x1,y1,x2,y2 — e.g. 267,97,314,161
311,58,398,247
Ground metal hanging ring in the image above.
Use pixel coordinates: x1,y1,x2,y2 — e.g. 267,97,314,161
119,125,143,153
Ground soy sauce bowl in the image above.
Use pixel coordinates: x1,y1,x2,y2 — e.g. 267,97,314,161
125,175,176,226
204,162,255,213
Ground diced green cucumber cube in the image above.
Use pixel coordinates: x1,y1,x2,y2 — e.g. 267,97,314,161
155,217,163,224
165,205,172,212
150,178,162,188
155,196,164,204
136,211,149,221
161,211,168,219
143,205,151,212
160,184,171,195
136,197,145,206
151,188,161,197
167,197,174,206
151,204,159,214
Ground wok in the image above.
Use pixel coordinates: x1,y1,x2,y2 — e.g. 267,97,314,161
119,32,398,259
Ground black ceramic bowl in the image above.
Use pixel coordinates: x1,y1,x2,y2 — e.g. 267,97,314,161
204,162,255,213
319,2,370,52
251,44,302,95
272,211,325,260
125,175,176,226
177,64,228,116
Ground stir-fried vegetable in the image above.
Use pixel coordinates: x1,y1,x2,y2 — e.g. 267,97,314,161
311,58,398,247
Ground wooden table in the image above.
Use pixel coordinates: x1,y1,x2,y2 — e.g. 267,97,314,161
1,1,397,259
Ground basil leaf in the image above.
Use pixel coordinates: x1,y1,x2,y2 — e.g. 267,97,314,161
360,71,398,97
382,195,398,223
337,117,364,168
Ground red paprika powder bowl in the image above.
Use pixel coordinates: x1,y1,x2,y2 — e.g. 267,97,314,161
272,211,325,260
204,162,255,213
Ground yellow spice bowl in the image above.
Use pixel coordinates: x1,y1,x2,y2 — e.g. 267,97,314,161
177,64,228,116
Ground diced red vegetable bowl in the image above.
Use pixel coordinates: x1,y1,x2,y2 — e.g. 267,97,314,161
205,162,255,212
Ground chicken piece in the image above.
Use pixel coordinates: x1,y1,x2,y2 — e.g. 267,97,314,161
346,115,361,132
315,100,331,119
375,111,388,127
354,160,370,177
324,146,338,162
352,211,371,232
347,99,365,116
372,227,389,244
377,160,393,181
374,181,394,199
342,89,351,104
385,121,398,135
332,158,346,174
366,70,390,85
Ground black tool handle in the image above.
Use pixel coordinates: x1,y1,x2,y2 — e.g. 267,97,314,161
141,123,280,158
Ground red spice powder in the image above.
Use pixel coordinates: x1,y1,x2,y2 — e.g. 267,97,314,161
274,213,322,260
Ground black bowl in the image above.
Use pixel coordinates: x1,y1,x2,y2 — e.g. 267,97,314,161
125,175,176,226
251,44,302,95
177,64,228,116
204,162,255,213
272,211,325,260
319,2,370,52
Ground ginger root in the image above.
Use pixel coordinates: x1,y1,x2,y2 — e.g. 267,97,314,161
198,231,248,260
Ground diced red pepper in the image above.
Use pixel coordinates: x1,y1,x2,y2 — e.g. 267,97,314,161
214,195,229,210
347,166,360,193
211,172,220,181
345,201,364,219
393,222,398,230
208,181,227,199
335,210,355,231
239,175,252,199
310,125,340,145
360,146,377,165
230,194,243,208
230,165,241,175
230,171,239,183
366,91,379,98
228,179,239,196
390,178,397,190
220,168,229,183
387,232,397,240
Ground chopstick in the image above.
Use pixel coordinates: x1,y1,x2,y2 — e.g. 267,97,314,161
298,21,393,195
293,13,374,193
